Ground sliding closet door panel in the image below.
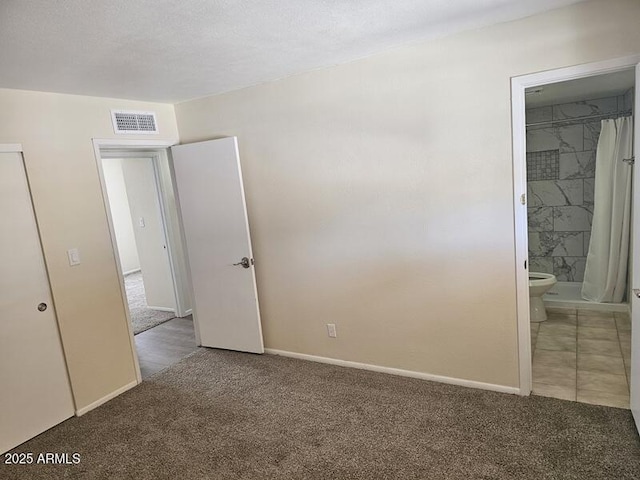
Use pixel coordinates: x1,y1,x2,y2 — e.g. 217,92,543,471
0,152,74,453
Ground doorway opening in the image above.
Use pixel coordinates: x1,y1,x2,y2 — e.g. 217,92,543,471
512,56,639,415
94,137,265,383
96,144,199,380
526,70,634,407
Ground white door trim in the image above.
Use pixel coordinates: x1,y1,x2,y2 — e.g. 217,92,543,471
0,143,23,153
92,139,176,149
511,55,640,396
92,138,178,384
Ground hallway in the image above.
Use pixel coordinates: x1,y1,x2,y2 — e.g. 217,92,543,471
134,316,201,379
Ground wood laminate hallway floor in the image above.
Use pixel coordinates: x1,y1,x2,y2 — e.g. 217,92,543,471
134,316,201,379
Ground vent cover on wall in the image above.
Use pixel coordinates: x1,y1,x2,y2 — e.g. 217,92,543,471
111,110,159,134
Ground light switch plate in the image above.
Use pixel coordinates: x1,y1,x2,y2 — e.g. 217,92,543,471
67,248,81,266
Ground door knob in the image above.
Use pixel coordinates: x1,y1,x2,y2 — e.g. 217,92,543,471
233,257,251,269
634,289,640,299
37,303,48,312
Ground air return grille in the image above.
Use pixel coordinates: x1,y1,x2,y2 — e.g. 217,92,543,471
111,110,159,134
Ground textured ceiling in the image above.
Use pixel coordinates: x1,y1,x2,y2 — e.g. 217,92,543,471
0,0,587,103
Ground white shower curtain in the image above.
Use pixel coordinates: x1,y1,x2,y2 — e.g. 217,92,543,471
582,116,633,303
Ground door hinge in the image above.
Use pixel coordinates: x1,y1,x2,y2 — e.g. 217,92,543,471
524,260,527,269
520,194,526,205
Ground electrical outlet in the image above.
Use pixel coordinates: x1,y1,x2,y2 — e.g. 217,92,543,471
327,323,337,338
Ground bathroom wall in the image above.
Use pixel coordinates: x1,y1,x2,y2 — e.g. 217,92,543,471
624,87,635,111
526,92,633,281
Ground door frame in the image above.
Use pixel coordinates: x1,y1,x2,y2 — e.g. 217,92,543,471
92,138,179,383
0,143,24,153
511,55,640,395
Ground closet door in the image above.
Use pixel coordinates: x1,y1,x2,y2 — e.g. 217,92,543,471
0,150,74,453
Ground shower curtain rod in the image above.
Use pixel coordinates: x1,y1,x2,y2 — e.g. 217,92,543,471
525,110,632,128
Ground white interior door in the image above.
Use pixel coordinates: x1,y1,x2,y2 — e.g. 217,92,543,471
171,138,264,353
631,63,640,430
0,151,75,453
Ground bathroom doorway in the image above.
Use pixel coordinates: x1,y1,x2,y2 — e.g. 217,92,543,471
511,57,639,418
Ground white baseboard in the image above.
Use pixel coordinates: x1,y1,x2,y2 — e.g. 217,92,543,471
75,380,138,416
146,305,175,313
264,349,521,395
122,268,141,276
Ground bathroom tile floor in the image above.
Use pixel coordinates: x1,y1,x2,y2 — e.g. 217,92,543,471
531,307,631,409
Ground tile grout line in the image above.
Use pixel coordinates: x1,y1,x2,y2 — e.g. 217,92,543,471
533,309,630,407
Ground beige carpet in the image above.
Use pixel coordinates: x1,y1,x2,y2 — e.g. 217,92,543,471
4,349,640,479
125,271,175,335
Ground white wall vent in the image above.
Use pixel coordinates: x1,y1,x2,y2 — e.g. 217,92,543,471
111,110,159,134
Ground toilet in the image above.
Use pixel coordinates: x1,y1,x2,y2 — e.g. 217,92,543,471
529,272,557,322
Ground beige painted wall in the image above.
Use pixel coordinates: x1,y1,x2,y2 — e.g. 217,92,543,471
175,0,640,388
0,88,178,410
102,158,141,274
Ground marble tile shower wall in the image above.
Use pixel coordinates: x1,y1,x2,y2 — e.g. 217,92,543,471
526,94,633,282
624,87,634,111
